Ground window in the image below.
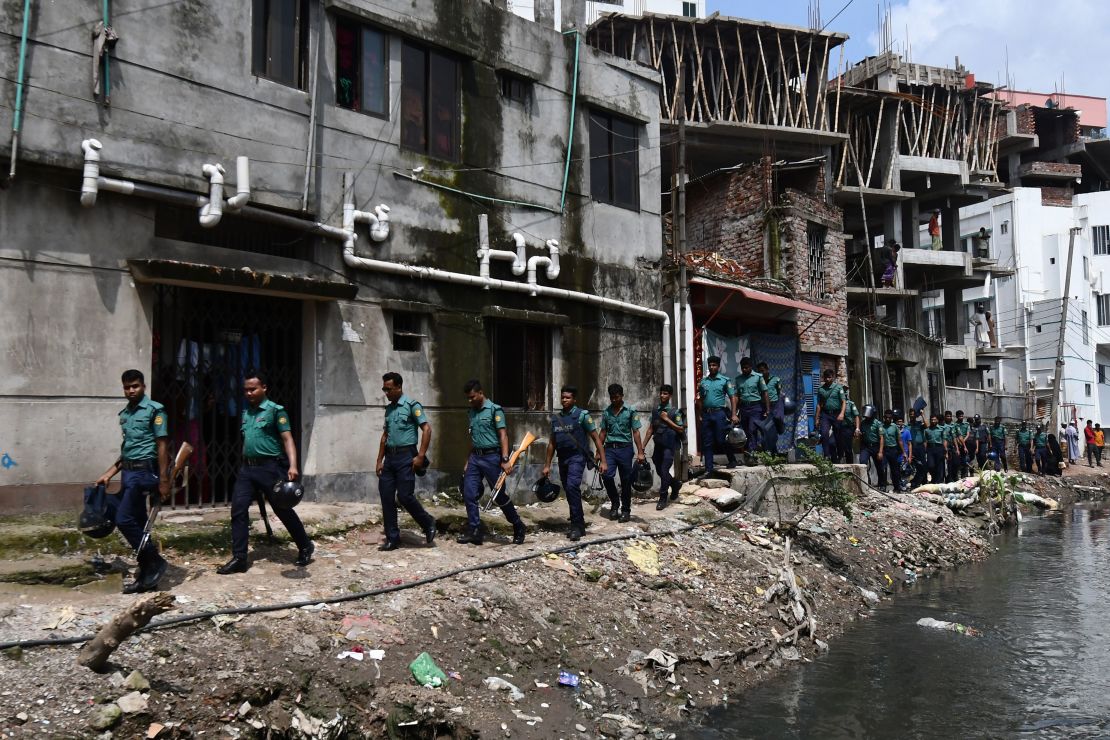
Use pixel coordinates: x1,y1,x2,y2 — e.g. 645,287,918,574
682,1,697,16
252,0,310,88
1086,383,1093,397
888,367,905,416
499,72,532,106
1084,256,1090,279
807,225,826,298
1083,310,1090,345
1100,295,1110,326
489,322,550,410
1099,364,1110,384
868,361,884,410
1000,221,1009,235
401,42,460,160
391,312,425,352
1050,257,1056,265
1036,325,1042,333
1095,225,1110,256
335,18,388,116
589,110,640,210
927,372,942,417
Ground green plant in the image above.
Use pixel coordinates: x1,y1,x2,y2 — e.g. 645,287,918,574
783,447,855,531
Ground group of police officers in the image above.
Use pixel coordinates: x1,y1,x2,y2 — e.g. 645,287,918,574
103,359,1056,594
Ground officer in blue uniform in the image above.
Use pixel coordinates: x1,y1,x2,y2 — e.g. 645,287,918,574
95,369,171,594
642,384,685,510
599,383,646,522
374,372,437,551
217,371,314,574
542,386,607,541
756,362,784,453
457,379,526,546
814,369,846,461
734,357,766,452
697,355,737,473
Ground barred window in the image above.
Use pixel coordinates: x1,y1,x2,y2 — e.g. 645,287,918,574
1094,225,1110,256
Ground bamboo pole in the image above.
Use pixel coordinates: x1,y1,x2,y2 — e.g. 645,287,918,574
737,27,753,123
865,98,884,187
776,32,795,128
754,29,777,126
832,43,844,133
715,25,738,122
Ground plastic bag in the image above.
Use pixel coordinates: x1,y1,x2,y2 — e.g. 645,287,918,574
409,652,448,688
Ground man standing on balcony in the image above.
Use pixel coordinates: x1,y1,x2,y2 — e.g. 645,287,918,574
929,209,942,250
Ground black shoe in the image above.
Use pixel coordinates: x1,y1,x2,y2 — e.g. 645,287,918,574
512,521,526,545
607,505,621,520
619,510,632,523
378,540,400,552
568,524,584,542
122,577,145,594
656,499,668,511
670,489,680,501
295,542,315,566
456,527,483,545
217,556,250,575
137,555,167,592
424,521,437,545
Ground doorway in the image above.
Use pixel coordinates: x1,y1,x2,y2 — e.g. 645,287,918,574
150,285,302,507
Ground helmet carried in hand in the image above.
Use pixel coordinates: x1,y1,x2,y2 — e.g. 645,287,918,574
531,475,561,503
269,479,305,509
632,461,654,493
726,425,748,448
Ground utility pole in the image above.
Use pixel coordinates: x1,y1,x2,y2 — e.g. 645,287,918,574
1047,226,1081,429
675,58,690,482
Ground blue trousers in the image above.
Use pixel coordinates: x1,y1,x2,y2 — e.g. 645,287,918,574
927,447,946,482
379,447,435,543
911,442,927,486
739,402,763,450
652,444,680,499
1018,445,1033,473
819,412,841,461
1035,447,1050,474
700,408,736,472
859,443,886,487
883,448,902,490
117,468,161,558
556,452,587,526
603,444,635,512
231,460,310,558
463,452,521,530
992,439,1007,470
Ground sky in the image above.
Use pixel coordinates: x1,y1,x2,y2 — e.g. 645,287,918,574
709,0,1110,120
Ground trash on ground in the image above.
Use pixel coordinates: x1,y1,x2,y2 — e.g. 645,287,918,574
917,617,982,637
624,541,661,575
410,652,448,688
484,676,525,701
557,670,580,688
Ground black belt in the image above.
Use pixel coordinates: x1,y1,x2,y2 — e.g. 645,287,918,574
605,442,632,448
244,456,281,467
703,407,727,412
474,447,500,455
385,445,416,453
120,459,157,471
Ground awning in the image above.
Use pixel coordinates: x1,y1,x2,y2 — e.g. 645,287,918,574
689,276,837,317
127,259,358,301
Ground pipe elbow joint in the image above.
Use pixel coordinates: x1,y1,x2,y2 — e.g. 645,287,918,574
199,163,227,227
80,139,103,207
370,204,391,242
225,156,251,211
511,232,528,275
545,240,560,280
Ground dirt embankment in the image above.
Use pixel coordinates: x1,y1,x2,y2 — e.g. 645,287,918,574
0,480,998,739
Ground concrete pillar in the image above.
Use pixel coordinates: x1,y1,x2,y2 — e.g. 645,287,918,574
883,202,902,246
561,0,586,31
943,286,962,344
941,204,960,252
902,199,920,249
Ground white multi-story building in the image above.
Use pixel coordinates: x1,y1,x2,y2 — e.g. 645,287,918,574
511,0,704,26
945,189,1110,426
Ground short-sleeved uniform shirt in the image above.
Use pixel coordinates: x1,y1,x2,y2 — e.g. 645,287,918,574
602,404,641,444
759,375,783,403
816,383,844,414
1016,428,1033,447
651,404,684,447
843,401,860,427
698,374,734,409
551,406,596,452
119,396,169,461
862,418,883,445
940,422,954,443
384,394,427,447
954,421,970,444
991,424,1006,440
924,426,946,446
468,399,506,450
910,420,926,445
881,422,900,449
242,398,291,458
734,372,763,404
1034,432,1049,449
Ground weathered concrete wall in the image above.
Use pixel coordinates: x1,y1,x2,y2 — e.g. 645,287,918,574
848,321,945,414
944,387,1027,422
0,0,665,508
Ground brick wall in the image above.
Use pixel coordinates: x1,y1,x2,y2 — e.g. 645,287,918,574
780,190,848,353
1022,161,1082,178
684,160,771,278
1041,186,1074,207
1014,105,1035,135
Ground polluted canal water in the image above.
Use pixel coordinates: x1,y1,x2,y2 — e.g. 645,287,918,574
687,502,1110,739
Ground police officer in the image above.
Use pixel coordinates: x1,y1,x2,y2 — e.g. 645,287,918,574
924,414,947,483
952,410,971,478
990,416,1008,471
840,397,861,465
859,408,886,489
909,410,928,486
1034,423,1050,474
542,386,607,541
814,369,846,461
734,358,765,452
95,369,171,594
599,383,646,523
941,410,956,482
1016,421,1034,473
642,384,685,510
756,362,784,453
217,371,314,574
970,414,990,468
457,380,526,546
879,409,903,492
374,372,437,551
696,356,737,473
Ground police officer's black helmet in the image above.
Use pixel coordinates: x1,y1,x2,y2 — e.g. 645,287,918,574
531,475,561,503
782,395,797,415
78,509,115,539
632,461,654,493
899,460,914,480
269,479,305,509
415,456,431,477
726,425,747,448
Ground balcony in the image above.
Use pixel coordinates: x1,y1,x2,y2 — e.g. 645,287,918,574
1017,161,1082,181
900,248,983,289
943,343,977,368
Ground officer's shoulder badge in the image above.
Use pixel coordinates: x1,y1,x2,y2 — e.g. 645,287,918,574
279,416,288,424
495,415,502,422
414,408,422,417
154,415,164,425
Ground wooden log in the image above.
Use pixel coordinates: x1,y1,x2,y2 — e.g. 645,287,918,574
77,593,176,672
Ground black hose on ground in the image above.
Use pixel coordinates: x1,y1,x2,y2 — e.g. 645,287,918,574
0,478,780,652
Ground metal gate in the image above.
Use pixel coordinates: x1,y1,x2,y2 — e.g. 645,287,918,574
150,285,302,508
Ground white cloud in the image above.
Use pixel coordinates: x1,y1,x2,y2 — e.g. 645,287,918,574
867,0,1110,110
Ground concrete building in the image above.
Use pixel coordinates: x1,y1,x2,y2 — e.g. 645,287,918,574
511,0,705,27
0,0,666,509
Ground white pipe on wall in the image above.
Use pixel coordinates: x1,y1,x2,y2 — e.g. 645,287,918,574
198,163,226,227
526,239,560,295
478,231,528,280
79,139,102,207
225,156,251,211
